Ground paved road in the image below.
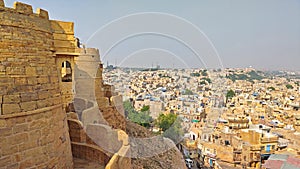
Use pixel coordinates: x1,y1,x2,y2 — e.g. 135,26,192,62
187,159,242,169
217,161,241,169
187,159,208,169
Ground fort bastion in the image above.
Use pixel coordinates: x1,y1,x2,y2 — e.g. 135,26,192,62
0,1,130,168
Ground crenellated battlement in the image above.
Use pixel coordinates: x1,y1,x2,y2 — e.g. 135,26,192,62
0,0,4,7
0,1,49,19
13,1,33,15
36,8,49,19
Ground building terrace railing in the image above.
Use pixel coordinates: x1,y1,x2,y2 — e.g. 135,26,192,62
233,148,242,153
260,137,278,143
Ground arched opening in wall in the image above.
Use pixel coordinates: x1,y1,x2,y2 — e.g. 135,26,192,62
61,61,72,82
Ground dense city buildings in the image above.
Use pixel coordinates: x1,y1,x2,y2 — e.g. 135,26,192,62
1,1,299,169
0,1,186,169
104,67,300,168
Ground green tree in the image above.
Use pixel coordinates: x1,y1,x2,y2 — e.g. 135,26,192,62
285,84,294,89
156,113,183,142
267,86,275,91
123,100,152,128
141,105,150,112
190,72,200,77
226,89,235,102
201,77,212,84
286,84,294,89
247,70,263,80
201,70,208,76
123,100,136,116
156,113,177,131
199,81,206,85
183,89,194,95
226,89,235,98
128,111,152,127
226,71,264,82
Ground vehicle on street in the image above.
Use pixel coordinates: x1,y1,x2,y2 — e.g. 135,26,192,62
185,159,194,168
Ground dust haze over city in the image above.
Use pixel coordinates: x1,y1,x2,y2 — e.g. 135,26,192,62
4,0,300,70
1,0,300,169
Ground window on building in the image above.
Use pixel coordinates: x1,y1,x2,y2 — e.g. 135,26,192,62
261,146,264,151
61,61,72,82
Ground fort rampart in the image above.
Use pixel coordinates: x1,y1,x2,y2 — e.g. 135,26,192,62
0,1,73,168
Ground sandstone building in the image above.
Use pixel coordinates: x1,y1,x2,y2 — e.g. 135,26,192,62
0,1,130,168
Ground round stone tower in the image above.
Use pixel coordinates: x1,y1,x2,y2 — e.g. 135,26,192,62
73,48,108,126
0,1,73,168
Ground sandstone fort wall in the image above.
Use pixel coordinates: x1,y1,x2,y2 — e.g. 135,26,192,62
0,1,73,168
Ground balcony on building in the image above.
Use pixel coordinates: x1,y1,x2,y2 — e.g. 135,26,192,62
250,145,261,151
260,136,278,143
233,148,242,153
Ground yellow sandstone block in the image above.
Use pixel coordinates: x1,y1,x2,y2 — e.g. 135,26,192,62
20,101,37,112
51,20,74,34
6,67,25,75
38,91,50,100
7,133,28,146
37,76,49,84
2,103,21,114
3,94,20,104
0,119,6,128
25,67,36,76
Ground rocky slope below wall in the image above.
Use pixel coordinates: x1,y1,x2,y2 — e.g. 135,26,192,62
100,99,186,168
126,121,186,169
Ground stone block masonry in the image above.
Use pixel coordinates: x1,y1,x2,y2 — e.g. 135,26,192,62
0,1,132,169
0,1,73,168
0,105,73,168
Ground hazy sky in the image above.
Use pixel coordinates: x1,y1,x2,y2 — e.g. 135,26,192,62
4,0,300,70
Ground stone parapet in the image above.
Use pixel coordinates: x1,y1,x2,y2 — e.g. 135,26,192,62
71,142,111,166
105,145,131,169
0,0,4,7
13,2,33,15
51,20,76,53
